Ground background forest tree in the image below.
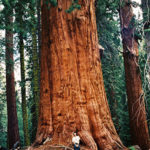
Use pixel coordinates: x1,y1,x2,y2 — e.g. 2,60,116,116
0,0,150,149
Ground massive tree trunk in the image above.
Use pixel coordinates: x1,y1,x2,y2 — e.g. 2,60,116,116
120,0,150,149
5,5,20,149
35,1,126,149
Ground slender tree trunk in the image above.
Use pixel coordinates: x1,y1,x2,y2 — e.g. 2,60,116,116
5,7,20,149
28,2,40,141
34,1,127,150
32,29,40,122
15,0,30,145
31,27,40,141
120,0,150,149
19,33,30,145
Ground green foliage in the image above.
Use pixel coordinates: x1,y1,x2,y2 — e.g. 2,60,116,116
96,0,131,146
141,0,150,22
0,4,7,147
128,146,136,150
66,0,81,13
16,92,24,146
0,0,149,148
0,64,7,148
141,1,150,131
117,94,131,146
24,22,40,143
144,28,150,32
49,0,57,6
138,51,150,132
128,16,143,42
0,0,40,146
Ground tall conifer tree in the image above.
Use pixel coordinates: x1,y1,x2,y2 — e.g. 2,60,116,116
2,0,20,148
15,0,30,145
119,0,150,149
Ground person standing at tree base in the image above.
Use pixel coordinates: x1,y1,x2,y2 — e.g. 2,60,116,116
72,132,80,150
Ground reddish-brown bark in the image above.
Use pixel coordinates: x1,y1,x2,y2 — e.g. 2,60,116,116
35,0,127,149
5,12,20,149
120,0,150,149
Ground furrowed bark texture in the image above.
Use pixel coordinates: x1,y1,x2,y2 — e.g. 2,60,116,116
35,0,127,149
35,1,52,144
5,10,20,149
120,0,150,149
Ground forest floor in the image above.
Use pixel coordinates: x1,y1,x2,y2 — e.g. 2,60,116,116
31,145,89,150
23,145,90,150
23,141,90,150
22,144,142,150
22,143,142,150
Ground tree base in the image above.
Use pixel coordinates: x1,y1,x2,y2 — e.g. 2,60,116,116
32,125,53,147
28,144,92,150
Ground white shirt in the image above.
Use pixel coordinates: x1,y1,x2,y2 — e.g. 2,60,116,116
72,136,80,144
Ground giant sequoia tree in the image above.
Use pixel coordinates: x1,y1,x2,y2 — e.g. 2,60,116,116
34,0,127,149
120,0,150,149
